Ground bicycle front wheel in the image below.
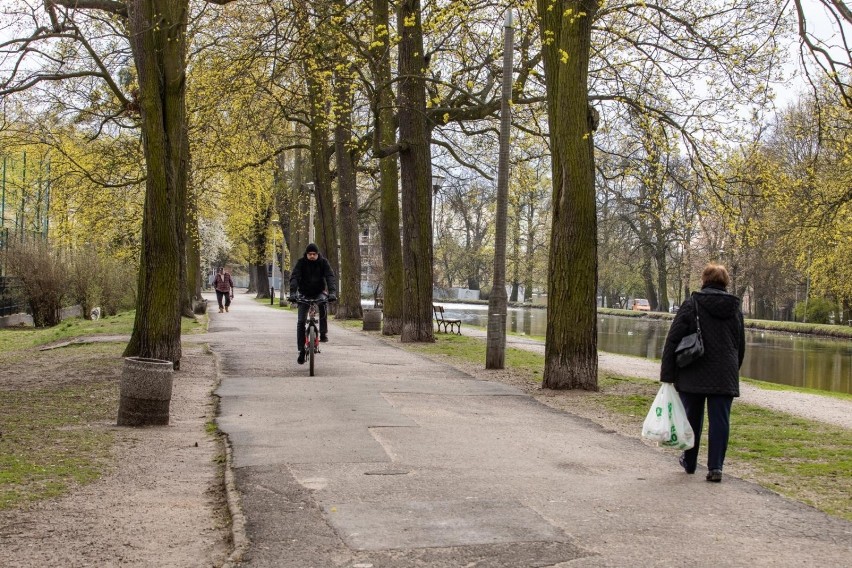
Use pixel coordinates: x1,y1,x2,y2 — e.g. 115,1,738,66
308,325,317,376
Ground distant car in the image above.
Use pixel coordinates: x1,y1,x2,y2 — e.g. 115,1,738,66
631,299,651,312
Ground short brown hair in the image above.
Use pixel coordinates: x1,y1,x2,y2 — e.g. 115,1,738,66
701,263,730,289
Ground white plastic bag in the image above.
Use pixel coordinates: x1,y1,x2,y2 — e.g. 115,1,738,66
641,383,695,450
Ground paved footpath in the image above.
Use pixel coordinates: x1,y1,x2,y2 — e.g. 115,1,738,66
207,293,851,567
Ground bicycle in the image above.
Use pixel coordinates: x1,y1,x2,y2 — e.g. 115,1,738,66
291,294,331,376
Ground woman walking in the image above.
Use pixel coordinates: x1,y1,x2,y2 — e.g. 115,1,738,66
660,264,745,482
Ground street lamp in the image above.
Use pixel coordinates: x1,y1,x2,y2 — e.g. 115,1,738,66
431,173,445,195
431,173,445,233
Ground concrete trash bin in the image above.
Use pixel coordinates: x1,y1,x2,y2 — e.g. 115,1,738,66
363,308,382,331
117,357,174,426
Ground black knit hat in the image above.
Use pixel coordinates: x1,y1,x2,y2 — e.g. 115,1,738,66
305,243,319,254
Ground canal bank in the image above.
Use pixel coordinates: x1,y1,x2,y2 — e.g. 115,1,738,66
434,303,852,394
458,326,852,430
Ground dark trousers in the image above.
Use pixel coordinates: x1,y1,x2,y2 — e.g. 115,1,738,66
679,392,734,472
296,302,327,351
215,290,231,308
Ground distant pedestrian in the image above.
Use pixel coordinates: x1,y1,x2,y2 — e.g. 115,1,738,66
660,263,745,482
212,267,235,313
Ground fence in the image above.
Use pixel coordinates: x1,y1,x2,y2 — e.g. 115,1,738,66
0,275,26,317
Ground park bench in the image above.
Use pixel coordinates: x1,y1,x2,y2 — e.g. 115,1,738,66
433,304,462,335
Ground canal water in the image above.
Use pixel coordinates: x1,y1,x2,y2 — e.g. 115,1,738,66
435,303,852,395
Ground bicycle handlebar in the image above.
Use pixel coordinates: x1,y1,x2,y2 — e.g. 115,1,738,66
290,294,335,305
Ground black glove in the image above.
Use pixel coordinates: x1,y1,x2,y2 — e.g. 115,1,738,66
328,293,337,302
288,291,298,302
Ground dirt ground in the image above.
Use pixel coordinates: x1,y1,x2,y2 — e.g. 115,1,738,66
0,341,231,568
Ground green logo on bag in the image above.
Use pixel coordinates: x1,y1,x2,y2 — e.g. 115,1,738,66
670,425,678,442
655,406,663,417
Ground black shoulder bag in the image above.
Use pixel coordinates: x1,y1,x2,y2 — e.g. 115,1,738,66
675,294,704,368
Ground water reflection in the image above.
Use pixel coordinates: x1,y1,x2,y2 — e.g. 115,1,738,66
435,303,852,394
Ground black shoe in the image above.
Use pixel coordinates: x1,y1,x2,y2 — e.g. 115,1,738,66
320,333,328,342
706,469,723,482
297,351,306,365
679,455,695,474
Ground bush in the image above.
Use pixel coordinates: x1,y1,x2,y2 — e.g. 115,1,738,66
1,239,67,327
68,246,103,319
99,256,136,316
794,297,835,324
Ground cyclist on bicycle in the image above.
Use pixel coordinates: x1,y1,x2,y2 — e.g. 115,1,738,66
288,243,337,364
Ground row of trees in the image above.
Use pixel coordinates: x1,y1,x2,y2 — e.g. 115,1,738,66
1,0,849,389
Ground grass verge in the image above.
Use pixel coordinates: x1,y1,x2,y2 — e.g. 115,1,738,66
0,312,209,510
252,297,292,311
0,342,124,510
370,330,852,521
0,310,207,353
0,382,116,509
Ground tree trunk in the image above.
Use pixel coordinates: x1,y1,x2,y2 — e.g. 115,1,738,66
373,0,404,335
310,137,338,274
397,0,434,342
252,202,272,299
253,261,270,298
655,245,668,312
537,0,599,390
123,0,190,369
273,152,295,304
524,208,537,302
509,197,521,302
290,132,309,269
185,186,201,316
304,70,338,277
640,243,658,310
333,55,363,320
247,263,256,293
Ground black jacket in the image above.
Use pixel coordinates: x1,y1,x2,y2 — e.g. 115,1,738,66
660,286,745,396
289,252,337,298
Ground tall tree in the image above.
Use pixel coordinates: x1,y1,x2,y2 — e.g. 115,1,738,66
371,0,404,335
397,0,435,342
331,0,363,319
537,0,600,390
2,0,238,367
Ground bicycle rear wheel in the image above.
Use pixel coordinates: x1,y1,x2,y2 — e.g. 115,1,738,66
308,325,317,376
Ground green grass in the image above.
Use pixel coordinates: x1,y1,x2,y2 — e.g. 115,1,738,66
0,311,136,352
384,331,852,521
597,307,852,338
0,379,117,510
741,376,852,401
0,310,207,353
252,297,292,311
743,318,852,338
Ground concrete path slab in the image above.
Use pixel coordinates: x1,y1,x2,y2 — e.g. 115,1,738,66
208,293,852,567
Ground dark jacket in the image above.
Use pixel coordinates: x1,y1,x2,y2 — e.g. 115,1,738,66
289,252,337,298
660,285,745,396
212,272,234,293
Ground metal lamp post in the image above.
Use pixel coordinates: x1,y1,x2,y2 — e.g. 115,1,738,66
304,182,315,243
486,10,514,369
431,173,445,235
